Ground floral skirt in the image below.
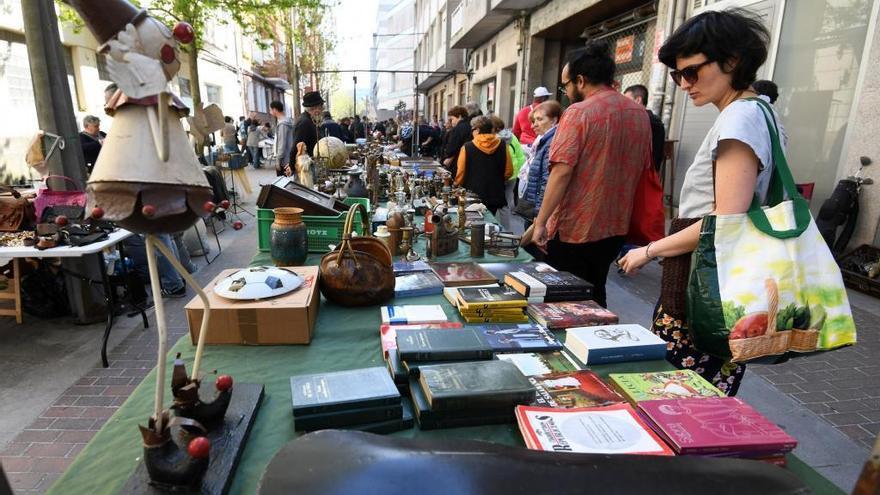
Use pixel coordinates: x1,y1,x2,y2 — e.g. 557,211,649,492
652,304,746,396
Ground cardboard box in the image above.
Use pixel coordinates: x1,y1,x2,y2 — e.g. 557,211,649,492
185,266,320,345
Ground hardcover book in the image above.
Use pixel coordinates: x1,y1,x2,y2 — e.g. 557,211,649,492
394,272,445,298
480,262,556,280
290,367,401,416
475,324,563,353
504,271,548,297
529,371,625,408
418,360,535,410
409,378,515,429
527,301,619,329
349,398,415,435
430,262,498,287
385,349,407,386
530,271,594,296
392,260,432,275
456,286,527,310
380,322,463,357
396,327,493,361
380,305,448,325
637,398,798,455
294,402,403,431
443,284,501,307
565,324,666,365
462,314,531,324
496,351,581,376
516,404,674,455
608,370,724,403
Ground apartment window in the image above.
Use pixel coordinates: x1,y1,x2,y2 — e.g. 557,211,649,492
458,81,467,105
178,77,191,98
205,84,222,104
96,53,111,81
491,43,496,63
483,49,488,67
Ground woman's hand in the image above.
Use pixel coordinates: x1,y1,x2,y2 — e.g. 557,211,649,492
618,246,652,275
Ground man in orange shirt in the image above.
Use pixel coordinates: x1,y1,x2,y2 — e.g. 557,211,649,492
512,86,552,146
531,42,653,307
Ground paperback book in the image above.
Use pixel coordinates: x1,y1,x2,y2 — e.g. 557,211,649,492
637,398,798,455
380,322,463,357
396,327,493,361
456,286,527,310
480,262,556,280
608,370,724,403
505,271,594,300
443,284,501,307
290,367,401,416
418,360,535,410
527,301,619,329
475,324,563,353
565,324,667,365
349,398,415,435
293,402,403,431
516,404,674,455
380,305,448,325
430,262,498,287
529,371,625,408
394,272,445,298
392,260,432,275
462,314,530,324
495,351,581,377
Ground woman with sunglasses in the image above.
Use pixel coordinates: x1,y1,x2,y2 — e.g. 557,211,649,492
618,9,784,396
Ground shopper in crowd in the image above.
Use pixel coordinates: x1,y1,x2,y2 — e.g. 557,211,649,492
520,101,562,229
490,115,526,230
386,118,399,141
350,115,366,140
294,91,323,161
319,111,346,141
512,86,552,147
220,116,238,152
79,115,106,174
752,79,779,104
531,41,652,308
465,101,483,120
247,119,262,168
238,116,250,163
261,122,272,139
374,119,386,137
339,117,355,143
399,124,415,156
270,100,295,177
454,116,513,216
624,84,667,172
442,105,473,177
417,117,439,157
618,9,781,396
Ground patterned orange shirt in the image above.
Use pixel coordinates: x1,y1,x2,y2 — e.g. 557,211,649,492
546,88,652,244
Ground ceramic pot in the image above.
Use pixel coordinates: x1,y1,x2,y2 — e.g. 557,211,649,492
271,207,308,266
344,171,369,198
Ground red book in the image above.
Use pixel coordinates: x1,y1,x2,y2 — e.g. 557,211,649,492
379,323,463,357
516,403,674,456
529,371,625,408
527,301,619,329
637,398,798,455
429,262,498,287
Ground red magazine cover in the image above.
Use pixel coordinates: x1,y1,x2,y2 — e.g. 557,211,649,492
379,323,463,357
516,403,674,455
637,398,798,455
529,371,625,408
429,262,498,287
527,301,619,329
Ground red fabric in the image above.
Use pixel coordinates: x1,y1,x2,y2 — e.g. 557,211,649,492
512,104,537,145
627,162,666,245
546,88,653,244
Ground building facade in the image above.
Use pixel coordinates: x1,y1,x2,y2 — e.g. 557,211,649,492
414,0,467,123
371,0,417,120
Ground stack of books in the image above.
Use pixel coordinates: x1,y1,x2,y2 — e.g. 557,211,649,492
608,370,724,403
516,403,674,455
381,305,449,325
380,323,463,389
455,286,529,323
564,324,667,365
637,397,797,466
527,301,619,330
411,360,536,429
504,271,594,303
290,367,413,433
479,261,556,281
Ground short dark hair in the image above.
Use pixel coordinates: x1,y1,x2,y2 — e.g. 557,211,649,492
448,105,469,119
752,79,779,103
470,116,494,134
565,41,615,87
322,111,332,120
224,116,232,123
269,100,284,112
658,8,769,91
624,84,649,106
489,115,505,132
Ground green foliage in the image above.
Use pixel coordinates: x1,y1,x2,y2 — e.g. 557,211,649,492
722,301,745,329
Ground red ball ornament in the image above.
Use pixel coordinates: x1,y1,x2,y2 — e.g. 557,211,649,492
232,220,243,230
91,207,105,219
219,199,230,209
187,437,210,459
142,205,156,218
173,22,195,44
160,44,176,64
215,375,233,392
203,201,216,213
55,215,69,227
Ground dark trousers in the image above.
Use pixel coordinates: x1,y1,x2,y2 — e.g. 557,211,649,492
545,235,625,308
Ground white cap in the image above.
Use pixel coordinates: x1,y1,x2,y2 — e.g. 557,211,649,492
533,87,552,97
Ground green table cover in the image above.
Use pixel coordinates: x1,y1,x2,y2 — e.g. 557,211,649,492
48,235,843,494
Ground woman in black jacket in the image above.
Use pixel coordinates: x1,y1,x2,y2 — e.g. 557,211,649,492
442,105,472,177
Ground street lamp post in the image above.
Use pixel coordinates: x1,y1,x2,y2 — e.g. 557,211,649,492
353,75,357,118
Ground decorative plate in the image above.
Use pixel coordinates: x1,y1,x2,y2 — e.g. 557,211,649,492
213,266,303,300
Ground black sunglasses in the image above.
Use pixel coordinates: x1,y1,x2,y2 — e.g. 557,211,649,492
670,60,713,86
558,79,572,93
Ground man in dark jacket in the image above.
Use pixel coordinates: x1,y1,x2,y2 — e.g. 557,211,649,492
79,115,106,174
442,105,473,178
319,111,346,141
624,85,665,171
349,115,366,140
294,91,324,160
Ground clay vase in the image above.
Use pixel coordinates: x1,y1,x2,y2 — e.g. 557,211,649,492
343,170,369,199
270,207,308,266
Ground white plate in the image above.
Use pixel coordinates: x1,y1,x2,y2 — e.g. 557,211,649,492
213,266,303,300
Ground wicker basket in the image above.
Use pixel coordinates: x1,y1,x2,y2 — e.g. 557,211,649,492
790,328,820,352
729,278,791,363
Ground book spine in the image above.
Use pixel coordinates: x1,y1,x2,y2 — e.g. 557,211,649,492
504,275,530,296
429,390,536,411
463,316,529,323
294,404,403,431
394,287,444,298
398,348,495,362
459,301,529,310
677,441,798,455
584,344,667,365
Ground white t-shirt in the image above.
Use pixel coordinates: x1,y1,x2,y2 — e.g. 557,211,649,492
678,95,787,218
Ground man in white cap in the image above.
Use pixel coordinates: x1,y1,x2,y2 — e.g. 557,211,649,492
512,86,552,146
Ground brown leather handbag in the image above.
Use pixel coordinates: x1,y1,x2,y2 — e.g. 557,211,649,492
319,203,394,306
0,185,37,232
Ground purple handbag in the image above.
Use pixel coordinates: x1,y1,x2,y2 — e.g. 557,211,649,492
34,175,87,221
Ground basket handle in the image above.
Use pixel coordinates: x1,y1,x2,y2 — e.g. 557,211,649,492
335,203,369,269
765,278,778,336
44,175,81,191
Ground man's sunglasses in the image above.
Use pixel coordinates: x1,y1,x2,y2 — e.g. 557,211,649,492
670,60,713,86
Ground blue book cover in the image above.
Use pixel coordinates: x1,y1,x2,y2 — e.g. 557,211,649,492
393,260,432,275
475,324,563,353
394,272,445,298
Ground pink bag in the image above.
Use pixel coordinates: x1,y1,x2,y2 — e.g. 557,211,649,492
34,175,87,221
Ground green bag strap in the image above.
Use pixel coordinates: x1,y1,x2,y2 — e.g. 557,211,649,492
743,97,811,239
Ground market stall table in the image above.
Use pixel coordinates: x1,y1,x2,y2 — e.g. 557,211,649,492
0,229,148,366
47,231,843,495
